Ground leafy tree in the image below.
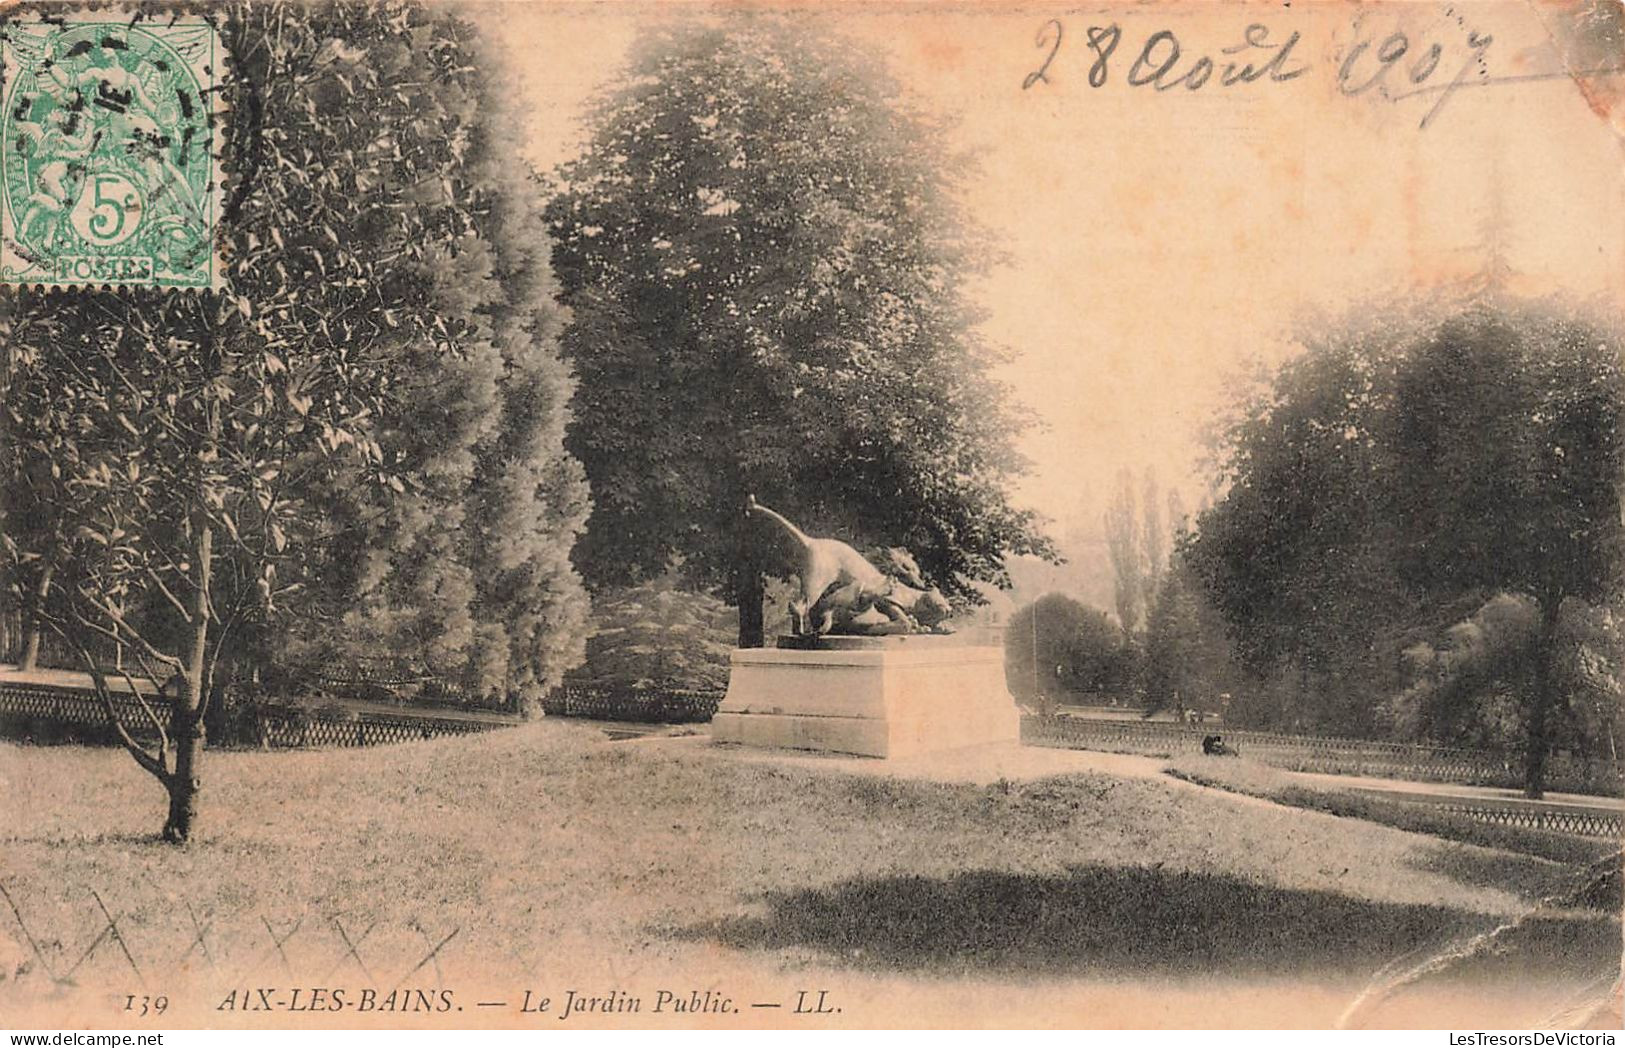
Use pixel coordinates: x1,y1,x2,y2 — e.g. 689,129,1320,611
1103,468,1145,633
1390,309,1622,793
545,18,1052,645
572,573,734,692
1139,468,1166,615
1104,466,1181,636
1192,319,1410,682
278,64,591,713
0,0,589,840
1191,303,1623,795
1140,541,1248,721
1553,596,1623,761
1141,569,1202,718
1391,593,1542,751
1004,594,1130,704
0,457,68,671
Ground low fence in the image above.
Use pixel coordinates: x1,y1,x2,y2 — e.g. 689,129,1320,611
1353,790,1623,839
0,682,167,747
222,701,513,748
1024,715,1624,798
542,683,722,724
0,681,515,750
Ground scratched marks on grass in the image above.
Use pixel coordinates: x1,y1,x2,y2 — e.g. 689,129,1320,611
0,879,469,1011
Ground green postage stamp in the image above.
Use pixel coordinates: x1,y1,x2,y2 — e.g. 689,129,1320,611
0,14,220,288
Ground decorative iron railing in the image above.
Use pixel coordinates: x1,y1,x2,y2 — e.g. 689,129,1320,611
1349,790,1623,839
542,683,722,724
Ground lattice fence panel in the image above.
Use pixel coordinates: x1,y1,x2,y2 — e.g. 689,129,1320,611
0,683,511,750
542,684,722,723
1427,802,1621,839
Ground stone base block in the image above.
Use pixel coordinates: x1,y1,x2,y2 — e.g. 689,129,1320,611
711,640,1020,759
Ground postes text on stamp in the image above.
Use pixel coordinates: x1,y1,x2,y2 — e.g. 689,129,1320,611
0,14,220,289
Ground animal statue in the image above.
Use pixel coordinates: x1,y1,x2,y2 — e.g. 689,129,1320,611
818,573,953,636
744,495,952,637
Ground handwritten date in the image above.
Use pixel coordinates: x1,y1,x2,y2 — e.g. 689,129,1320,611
1023,22,1307,93
1023,17,1514,129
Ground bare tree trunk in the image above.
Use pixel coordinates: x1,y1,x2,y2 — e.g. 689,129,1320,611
736,565,765,649
18,565,54,672
734,497,765,649
163,702,204,843
1523,596,1563,801
162,524,211,844
18,630,40,672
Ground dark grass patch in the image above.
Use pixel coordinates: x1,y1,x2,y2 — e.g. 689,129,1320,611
678,863,1487,978
1556,860,1623,912
1405,840,1578,900
1412,909,1623,986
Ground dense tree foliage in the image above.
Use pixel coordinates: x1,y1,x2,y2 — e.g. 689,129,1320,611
1141,565,1200,716
1392,583,1624,761
270,13,591,713
1189,304,1623,795
1103,466,1183,634
1391,593,1542,751
571,573,734,692
0,0,589,839
545,18,1052,643
1552,596,1624,761
1004,594,1132,705
1137,534,1248,721
1103,469,1146,633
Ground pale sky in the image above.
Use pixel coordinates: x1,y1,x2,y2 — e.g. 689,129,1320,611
472,0,1625,538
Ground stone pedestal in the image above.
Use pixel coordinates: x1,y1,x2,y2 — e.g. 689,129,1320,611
710,636,1020,758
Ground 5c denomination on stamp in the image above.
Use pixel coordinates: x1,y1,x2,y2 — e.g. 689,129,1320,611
0,13,221,288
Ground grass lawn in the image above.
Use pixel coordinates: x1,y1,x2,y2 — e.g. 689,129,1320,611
1,724,1618,1029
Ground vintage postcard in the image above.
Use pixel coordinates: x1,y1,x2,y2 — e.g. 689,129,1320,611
0,0,1621,1034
